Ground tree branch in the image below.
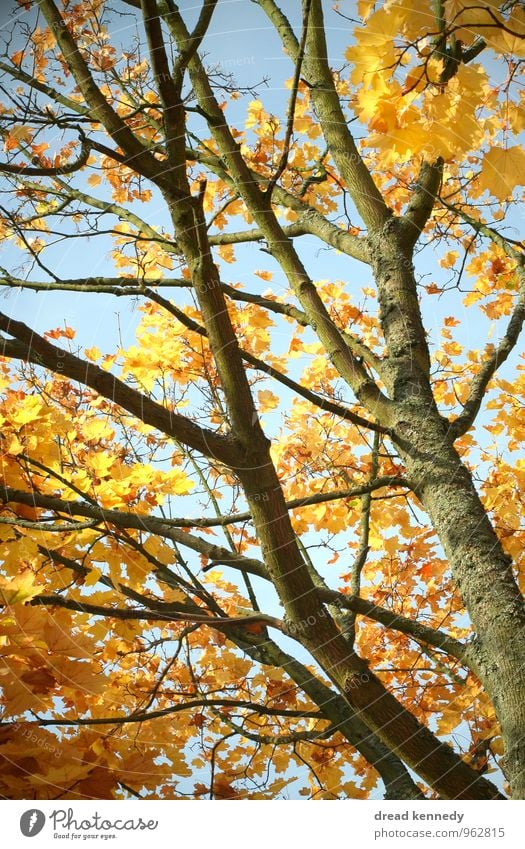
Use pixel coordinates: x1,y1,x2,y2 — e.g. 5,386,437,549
0,485,268,579
258,0,391,232
345,432,379,645
186,145,372,264
172,0,218,79
4,698,321,727
0,60,91,117
15,177,179,253
36,0,179,189
0,312,239,466
441,202,525,438
451,266,525,438
403,158,444,246
30,592,283,630
214,711,336,746
140,0,186,172
0,136,91,177
143,286,388,433
317,588,470,665
0,268,384,378
265,0,312,198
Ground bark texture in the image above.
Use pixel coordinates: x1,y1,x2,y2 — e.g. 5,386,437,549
371,222,525,799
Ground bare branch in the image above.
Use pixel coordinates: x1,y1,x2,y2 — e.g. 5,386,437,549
186,145,372,264
162,12,393,425
0,59,91,117
451,266,525,438
140,0,185,172
345,432,380,645
0,268,383,378
258,0,391,232
172,0,218,79
0,485,268,579
214,712,336,745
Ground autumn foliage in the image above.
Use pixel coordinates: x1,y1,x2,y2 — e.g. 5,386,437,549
0,0,525,800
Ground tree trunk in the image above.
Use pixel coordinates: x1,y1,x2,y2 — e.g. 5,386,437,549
369,220,525,798
398,411,525,798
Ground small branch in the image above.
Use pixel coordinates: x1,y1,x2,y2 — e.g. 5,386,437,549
265,0,312,198
0,60,91,117
439,198,524,261
215,712,336,745
172,0,218,79
403,158,444,246
209,221,309,245
10,177,179,259
441,201,525,438
298,0,392,231
451,267,525,438
0,271,176,295
0,485,268,579
0,475,408,532
186,145,372,264
0,269,383,377
316,588,470,665
346,432,379,644
0,699,321,728
282,476,408,514
141,0,186,172
0,137,91,177
0,516,97,532
37,0,174,188
119,782,143,799
30,592,283,631
29,594,177,621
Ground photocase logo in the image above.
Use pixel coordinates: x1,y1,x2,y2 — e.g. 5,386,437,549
20,809,46,837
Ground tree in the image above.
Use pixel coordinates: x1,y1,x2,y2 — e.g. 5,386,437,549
0,0,524,801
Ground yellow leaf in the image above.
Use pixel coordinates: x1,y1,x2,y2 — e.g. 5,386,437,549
82,417,115,441
101,354,117,370
4,433,24,455
478,146,525,201
166,468,194,495
10,395,45,426
11,49,25,66
4,125,33,152
508,103,525,134
358,0,375,21
217,244,235,263
257,389,279,412
87,173,102,187
0,573,42,606
84,567,103,587
85,346,102,361
384,535,399,556
254,270,272,281
86,451,115,477
440,251,459,269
